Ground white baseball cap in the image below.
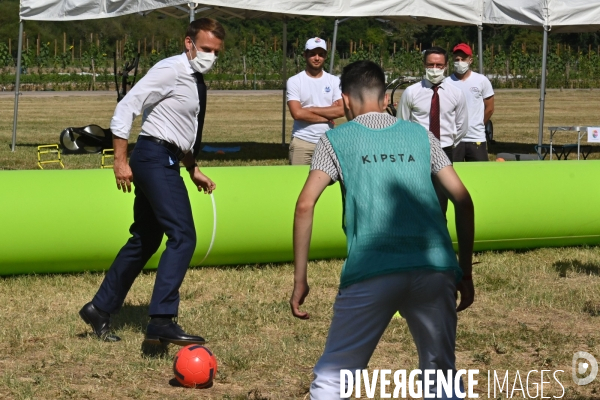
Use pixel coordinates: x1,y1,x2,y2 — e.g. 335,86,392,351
305,37,327,52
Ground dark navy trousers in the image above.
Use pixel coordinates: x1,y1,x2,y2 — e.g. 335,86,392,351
92,138,196,316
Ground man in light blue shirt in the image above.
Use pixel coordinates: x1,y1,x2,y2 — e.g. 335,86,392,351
79,18,222,346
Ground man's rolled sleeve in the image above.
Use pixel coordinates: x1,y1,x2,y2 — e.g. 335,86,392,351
110,64,178,139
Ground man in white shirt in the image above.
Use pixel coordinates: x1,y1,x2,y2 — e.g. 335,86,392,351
286,38,344,165
79,18,221,346
445,43,495,162
397,46,468,214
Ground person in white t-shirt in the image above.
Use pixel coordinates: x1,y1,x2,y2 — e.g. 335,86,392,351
445,43,495,162
286,37,344,165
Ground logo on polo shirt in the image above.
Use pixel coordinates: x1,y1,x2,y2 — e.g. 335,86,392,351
324,86,331,93
470,87,481,97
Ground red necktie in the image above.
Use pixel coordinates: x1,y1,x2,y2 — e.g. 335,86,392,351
429,85,440,140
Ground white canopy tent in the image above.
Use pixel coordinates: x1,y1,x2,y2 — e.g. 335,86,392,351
483,0,600,146
19,0,481,24
12,0,600,151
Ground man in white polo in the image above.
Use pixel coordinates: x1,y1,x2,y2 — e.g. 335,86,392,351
446,43,495,162
286,37,344,165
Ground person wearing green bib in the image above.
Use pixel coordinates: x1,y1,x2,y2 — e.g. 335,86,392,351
290,61,475,399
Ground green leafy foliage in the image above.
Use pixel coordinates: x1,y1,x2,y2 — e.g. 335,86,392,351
0,0,599,89
0,43,13,66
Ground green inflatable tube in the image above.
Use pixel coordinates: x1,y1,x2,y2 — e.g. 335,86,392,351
1,161,600,276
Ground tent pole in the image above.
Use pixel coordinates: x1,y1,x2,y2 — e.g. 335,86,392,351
538,25,549,147
477,25,483,74
329,19,339,73
189,2,195,22
329,18,350,74
11,21,24,152
281,18,287,146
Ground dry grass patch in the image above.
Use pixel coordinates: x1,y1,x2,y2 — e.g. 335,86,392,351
3,89,600,169
2,250,600,399
1,90,600,398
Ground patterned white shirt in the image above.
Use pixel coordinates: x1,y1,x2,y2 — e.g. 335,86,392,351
311,112,452,184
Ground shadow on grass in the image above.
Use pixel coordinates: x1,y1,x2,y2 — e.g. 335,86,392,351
8,143,58,148
141,341,171,359
488,141,600,158
188,261,296,272
583,300,600,317
553,259,600,277
18,141,290,162
7,142,137,154
487,141,539,156
196,141,288,162
168,378,214,389
113,303,150,332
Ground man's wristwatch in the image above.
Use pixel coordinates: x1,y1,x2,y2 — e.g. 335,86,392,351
186,163,198,173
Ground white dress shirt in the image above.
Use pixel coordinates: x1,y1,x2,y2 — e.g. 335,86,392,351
397,79,468,148
110,53,200,152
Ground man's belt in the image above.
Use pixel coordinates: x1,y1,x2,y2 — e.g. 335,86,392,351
138,135,186,161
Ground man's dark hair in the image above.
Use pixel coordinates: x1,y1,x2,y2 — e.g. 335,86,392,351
340,60,386,100
186,18,226,41
423,46,448,64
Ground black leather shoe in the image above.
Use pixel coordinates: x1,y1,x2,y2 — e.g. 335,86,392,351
79,302,121,342
144,320,205,346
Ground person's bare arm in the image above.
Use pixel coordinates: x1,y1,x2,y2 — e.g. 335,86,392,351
113,136,133,193
290,170,332,319
434,166,475,312
483,96,494,125
181,152,215,194
304,99,345,120
287,100,329,123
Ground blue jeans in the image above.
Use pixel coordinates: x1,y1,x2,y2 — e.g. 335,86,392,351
311,270,462,400
92,138,196,316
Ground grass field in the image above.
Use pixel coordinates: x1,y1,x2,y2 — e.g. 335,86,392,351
1,90,600,399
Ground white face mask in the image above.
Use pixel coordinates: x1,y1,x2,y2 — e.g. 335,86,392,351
189,42,217,74
454,61,470,74
425,68,445,84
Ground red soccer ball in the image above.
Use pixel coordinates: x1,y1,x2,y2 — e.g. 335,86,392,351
173,345,218,388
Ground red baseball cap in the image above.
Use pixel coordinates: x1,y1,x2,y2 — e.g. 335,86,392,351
453,43,472,56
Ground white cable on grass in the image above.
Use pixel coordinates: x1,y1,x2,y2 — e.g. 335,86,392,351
198,192,217,265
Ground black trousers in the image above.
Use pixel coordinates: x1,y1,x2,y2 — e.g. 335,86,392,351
93,139,196,316
433,146,454,216
453,141,489,162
